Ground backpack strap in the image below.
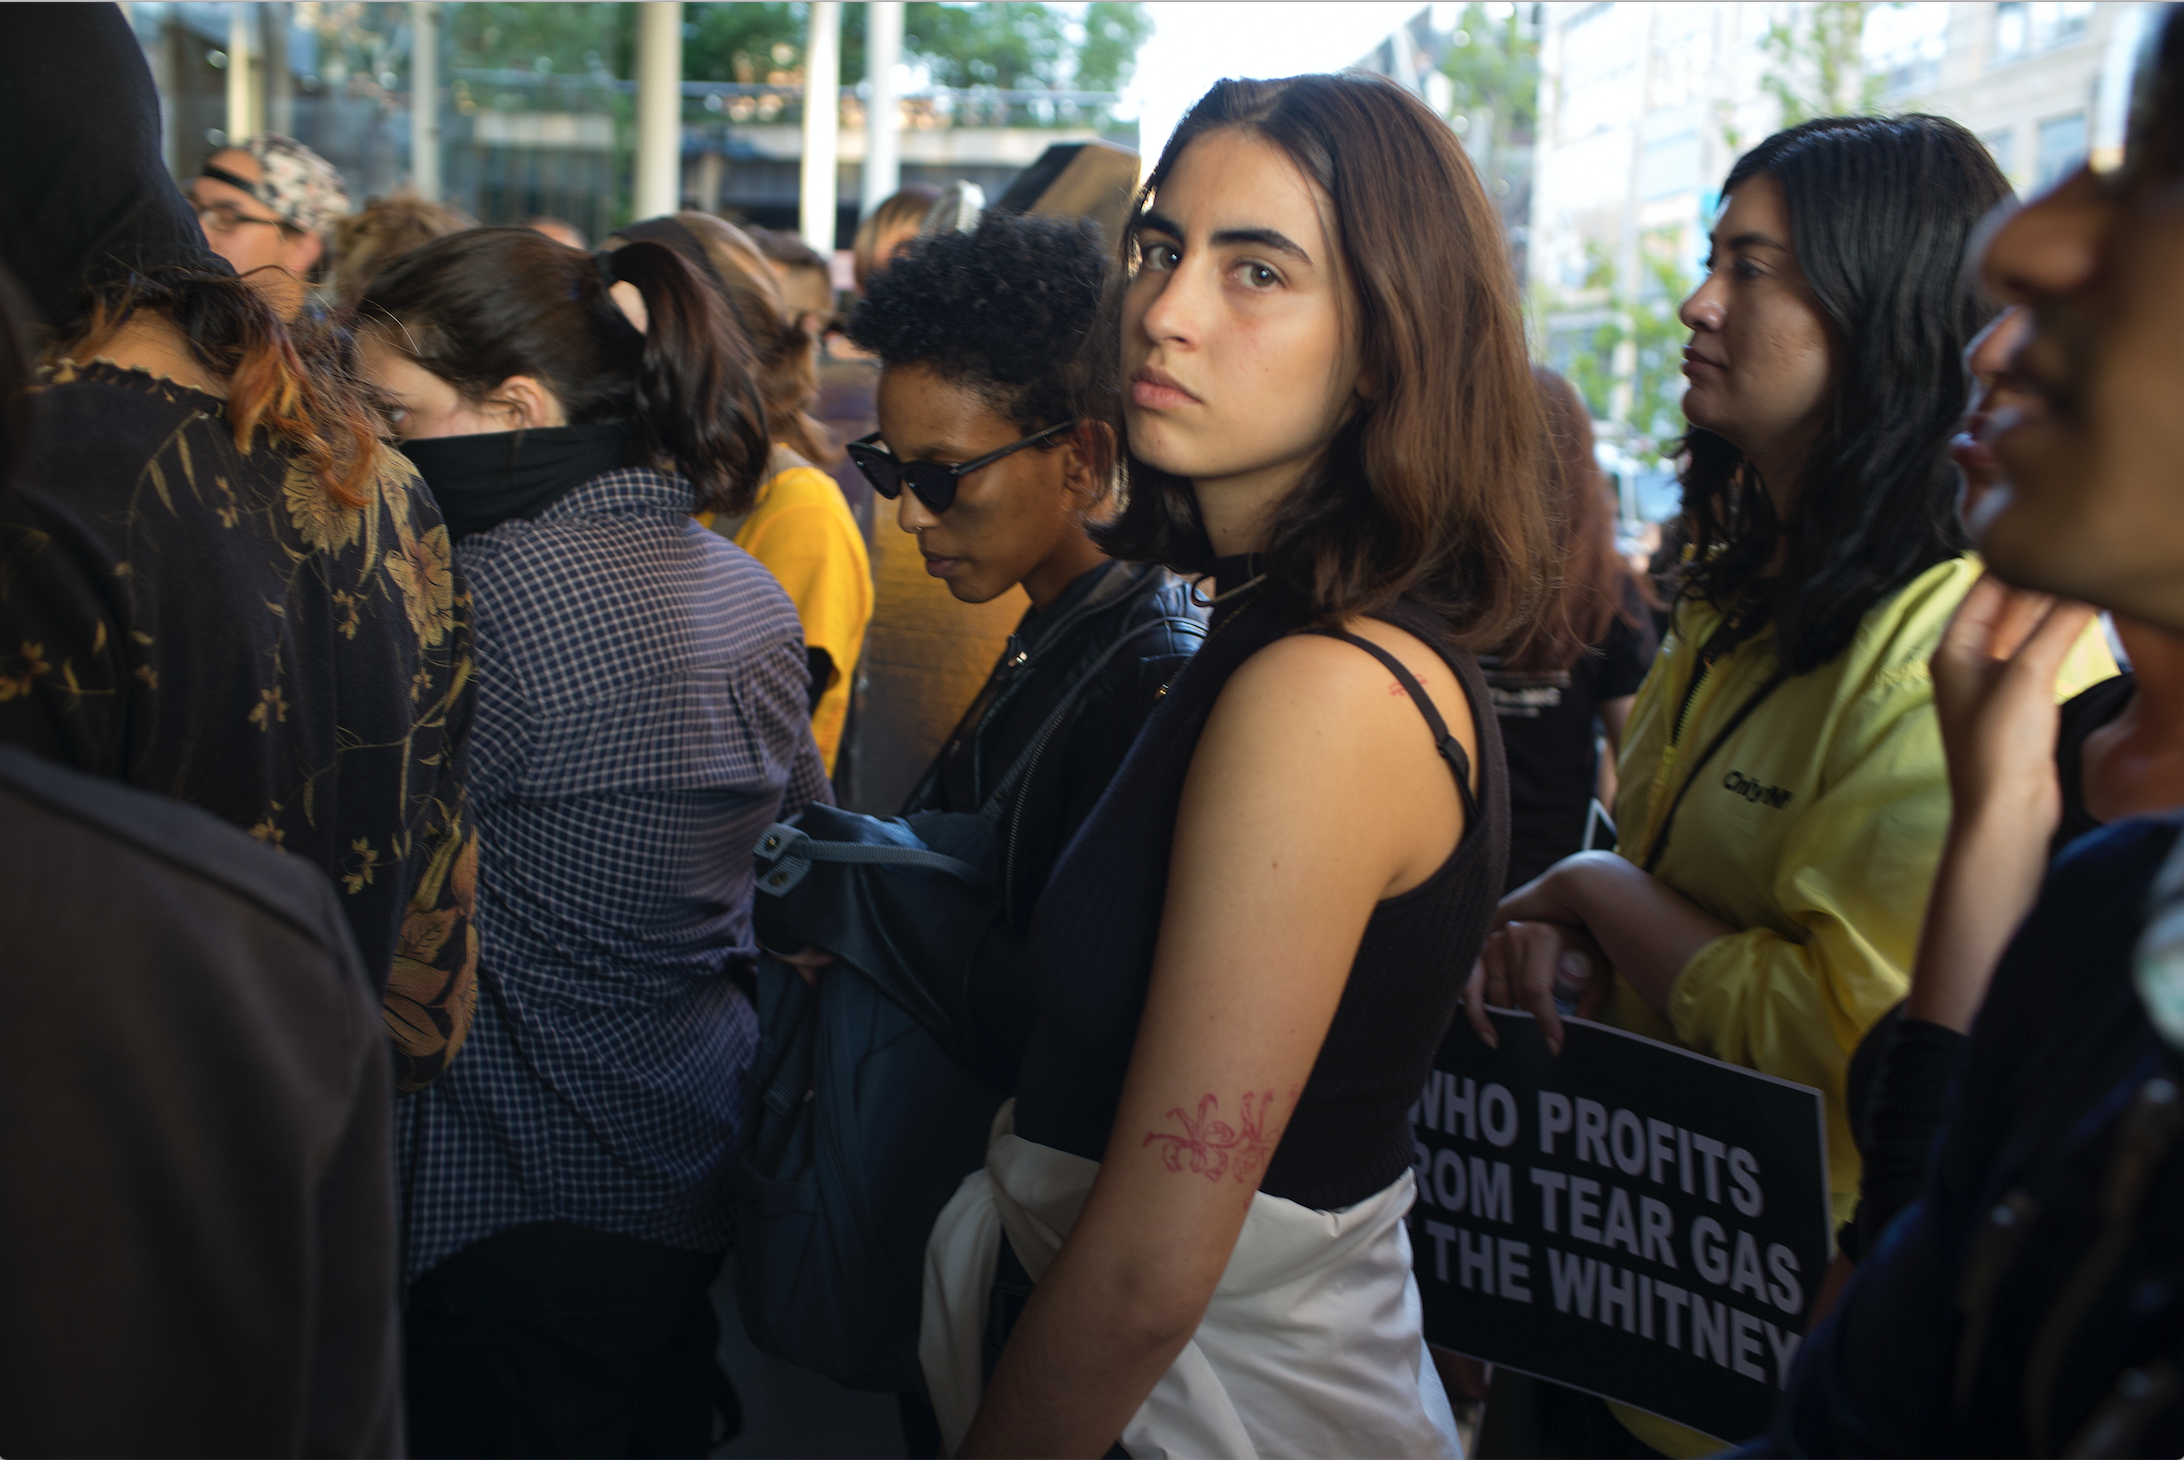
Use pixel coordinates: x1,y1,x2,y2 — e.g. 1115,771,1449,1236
754,824,989,898
1299,626,1478,824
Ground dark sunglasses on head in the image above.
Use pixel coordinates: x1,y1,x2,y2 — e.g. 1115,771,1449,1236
846,418,1078,514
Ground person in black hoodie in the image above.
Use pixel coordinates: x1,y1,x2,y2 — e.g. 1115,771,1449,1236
842,212,1205,1075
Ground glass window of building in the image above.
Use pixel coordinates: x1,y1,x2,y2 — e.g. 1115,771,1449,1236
2036,111,2089,188
1993,1,2097,65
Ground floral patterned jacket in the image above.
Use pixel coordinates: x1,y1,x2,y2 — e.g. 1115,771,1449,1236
0,361,477,1091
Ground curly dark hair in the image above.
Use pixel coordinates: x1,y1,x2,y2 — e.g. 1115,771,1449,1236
846,211,1105,436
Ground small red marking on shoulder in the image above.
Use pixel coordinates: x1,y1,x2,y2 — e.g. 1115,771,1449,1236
1389,681,1408,697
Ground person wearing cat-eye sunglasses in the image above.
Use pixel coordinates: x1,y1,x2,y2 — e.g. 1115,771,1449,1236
846,417,1079,516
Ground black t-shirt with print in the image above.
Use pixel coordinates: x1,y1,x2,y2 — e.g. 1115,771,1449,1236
1486,603,1658,892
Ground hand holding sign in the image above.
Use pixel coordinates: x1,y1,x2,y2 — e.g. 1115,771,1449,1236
1467,919,1608,1054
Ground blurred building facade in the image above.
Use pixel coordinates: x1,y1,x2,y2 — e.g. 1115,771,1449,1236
127,2,1137,247
1527,0,2143,525
1350,4,1542,286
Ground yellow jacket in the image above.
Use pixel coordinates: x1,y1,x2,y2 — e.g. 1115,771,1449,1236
703,460,873,775
1604,554,2113,1456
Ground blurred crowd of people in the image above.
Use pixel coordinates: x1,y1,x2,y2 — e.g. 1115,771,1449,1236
6,2,2184,1457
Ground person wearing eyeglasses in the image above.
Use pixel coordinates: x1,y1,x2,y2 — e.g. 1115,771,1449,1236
188,134,348,318
841,211,1205,1083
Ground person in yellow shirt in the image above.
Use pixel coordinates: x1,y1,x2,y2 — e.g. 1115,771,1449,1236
609,214,874,775
1466,116,2113,1457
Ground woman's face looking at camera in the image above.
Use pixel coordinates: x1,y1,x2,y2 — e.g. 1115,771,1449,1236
1120,127,1363,502
1678,175,1837,501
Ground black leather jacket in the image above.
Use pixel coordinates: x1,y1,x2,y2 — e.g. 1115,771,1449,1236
902,559,1205,925
900,561,1203,1078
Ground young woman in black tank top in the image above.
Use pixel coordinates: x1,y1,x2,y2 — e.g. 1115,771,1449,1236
925,75,1552,1459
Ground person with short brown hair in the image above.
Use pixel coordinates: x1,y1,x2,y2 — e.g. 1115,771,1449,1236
331,190,474,308
746,223,836,317
851,181,940,294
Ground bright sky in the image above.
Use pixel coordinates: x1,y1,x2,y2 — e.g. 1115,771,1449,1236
1120,2,1436,167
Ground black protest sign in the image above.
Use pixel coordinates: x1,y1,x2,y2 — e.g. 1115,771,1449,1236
1410,1010,1831,1445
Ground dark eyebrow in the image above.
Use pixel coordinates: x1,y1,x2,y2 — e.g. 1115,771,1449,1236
1719,230,1790,252
1133,211,1313,264
1210,227,1312,263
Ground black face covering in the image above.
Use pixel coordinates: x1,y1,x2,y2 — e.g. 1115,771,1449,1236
398,424,633,542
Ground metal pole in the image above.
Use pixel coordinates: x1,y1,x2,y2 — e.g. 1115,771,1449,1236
265,2,294,136
225,2,256,145
801,1,843,253
861,2,903,217
409,2,441,200
634,1,685,220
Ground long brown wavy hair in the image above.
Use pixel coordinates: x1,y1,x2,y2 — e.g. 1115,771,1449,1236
1502,368,1654,671
65,266,385,509
1087,73,1551,645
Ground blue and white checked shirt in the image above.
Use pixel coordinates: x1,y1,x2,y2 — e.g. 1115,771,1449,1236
397,468,830,1283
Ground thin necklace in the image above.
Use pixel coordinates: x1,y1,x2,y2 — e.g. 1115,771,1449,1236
1190,572,1268,609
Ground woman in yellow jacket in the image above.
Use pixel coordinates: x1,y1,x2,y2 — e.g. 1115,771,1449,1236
612,213,874,776
1467,117,2113,1457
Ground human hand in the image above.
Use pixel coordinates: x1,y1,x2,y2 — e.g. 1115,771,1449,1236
773,946,836,988
1464,918,1609,1057
1930,571,2096,842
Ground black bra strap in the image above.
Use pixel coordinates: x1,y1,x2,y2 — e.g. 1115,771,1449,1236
1301,627,1478,823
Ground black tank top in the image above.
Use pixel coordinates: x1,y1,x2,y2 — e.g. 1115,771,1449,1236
1018,565,1510,1211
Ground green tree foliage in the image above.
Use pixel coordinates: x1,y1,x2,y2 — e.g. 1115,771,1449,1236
681,2,1148,94
446,3,634,79
1074,2,1155,92
1440,2,1538,144
1566,249,1695,468
1761,1,1885,127
901,3,1069,89
685,3,812,85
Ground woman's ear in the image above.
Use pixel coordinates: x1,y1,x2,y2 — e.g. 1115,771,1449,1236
491,375,569,430
1062,420,1118,510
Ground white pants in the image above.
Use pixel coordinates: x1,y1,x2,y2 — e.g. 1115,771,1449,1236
921,1101,1463,1459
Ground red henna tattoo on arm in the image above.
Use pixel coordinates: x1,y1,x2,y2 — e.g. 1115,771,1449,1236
1143,1091,1286,1184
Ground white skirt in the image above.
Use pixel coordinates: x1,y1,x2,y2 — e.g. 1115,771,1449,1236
920,1100,1463,1459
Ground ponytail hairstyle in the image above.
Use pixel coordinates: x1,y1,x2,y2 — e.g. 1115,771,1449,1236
612,212,835,467
63,265,384,508
354,226,770,514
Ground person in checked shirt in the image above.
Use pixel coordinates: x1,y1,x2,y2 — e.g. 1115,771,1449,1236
356,227,830,1458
